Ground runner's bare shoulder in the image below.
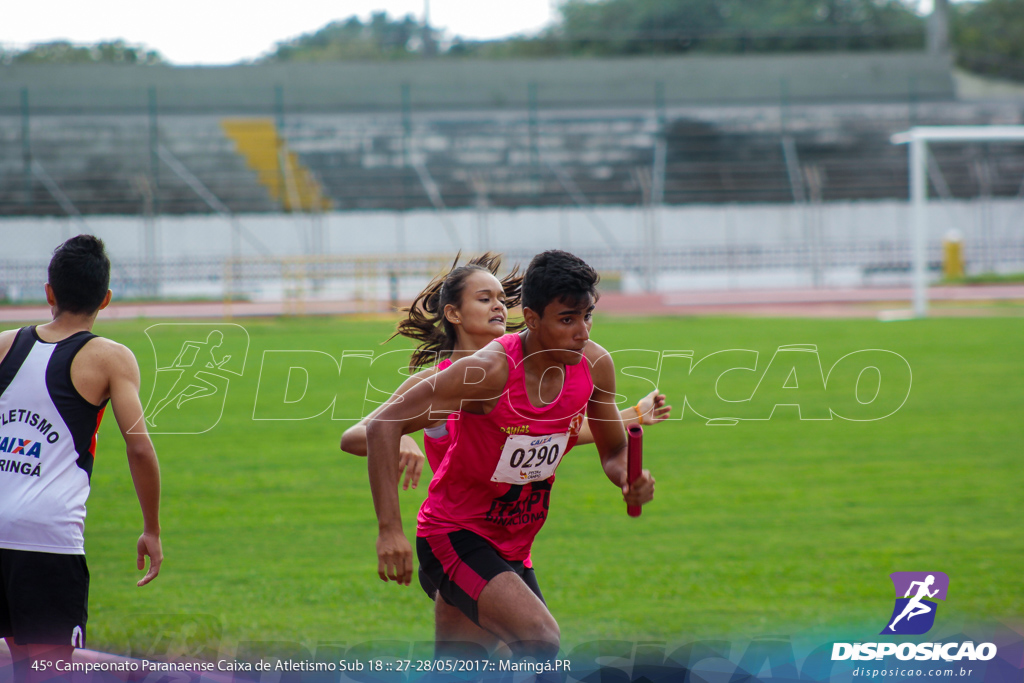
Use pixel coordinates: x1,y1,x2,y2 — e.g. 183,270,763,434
448,339,509,386
583,340,612,368
582,340,615,389
80,337,138,370
0,329,18,364
73,337,141,405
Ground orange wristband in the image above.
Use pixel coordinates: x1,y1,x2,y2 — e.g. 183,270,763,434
634,403,644,425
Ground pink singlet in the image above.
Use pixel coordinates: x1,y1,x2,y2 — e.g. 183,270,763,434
421,358,454,473
417,332,593,561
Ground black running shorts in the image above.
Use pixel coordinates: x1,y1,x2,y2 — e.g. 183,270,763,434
417,529,544,625
0,548,88,647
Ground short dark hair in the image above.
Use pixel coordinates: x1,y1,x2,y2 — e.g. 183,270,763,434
48,235,110,314
521,250,600,316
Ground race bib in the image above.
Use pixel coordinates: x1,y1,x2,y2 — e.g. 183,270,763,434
490,432,570,485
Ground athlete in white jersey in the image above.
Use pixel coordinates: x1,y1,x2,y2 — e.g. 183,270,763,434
0,235,162,683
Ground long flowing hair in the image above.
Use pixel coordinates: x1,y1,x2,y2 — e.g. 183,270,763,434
389,252,524,370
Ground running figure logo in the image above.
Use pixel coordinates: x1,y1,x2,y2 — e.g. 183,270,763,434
881,571,949,635
140,323,249,434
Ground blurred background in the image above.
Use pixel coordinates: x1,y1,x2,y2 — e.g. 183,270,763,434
1,0,1023,314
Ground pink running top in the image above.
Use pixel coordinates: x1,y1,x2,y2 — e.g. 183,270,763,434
422,358,454,473
417,332,593,561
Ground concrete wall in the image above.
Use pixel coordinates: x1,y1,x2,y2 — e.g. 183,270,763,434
1,197,1019,267
0,52,954,114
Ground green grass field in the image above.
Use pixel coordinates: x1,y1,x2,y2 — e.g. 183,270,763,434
76,313,1023,657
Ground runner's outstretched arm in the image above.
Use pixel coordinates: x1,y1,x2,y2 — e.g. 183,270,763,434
366,346,508,586
583,343,656,508
575,388,672,445
340,367,436,490
106,343,163,587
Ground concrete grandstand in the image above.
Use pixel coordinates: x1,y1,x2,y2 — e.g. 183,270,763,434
1,51,1022,311
7,51,1021,218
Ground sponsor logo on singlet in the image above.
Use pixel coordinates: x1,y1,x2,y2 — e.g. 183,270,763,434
500,425,530,436
0,437,42,457
0,437,44,477
568,413,584,437
485,484,551,527
0,408,61,478
0,408,62,444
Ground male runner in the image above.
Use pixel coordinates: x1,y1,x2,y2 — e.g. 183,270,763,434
0,235,162,681
367,250,655,659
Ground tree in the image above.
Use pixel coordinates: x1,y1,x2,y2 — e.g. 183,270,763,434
553,0,924,55
2,40,163,65
262,12,421,62
952,0,1024,81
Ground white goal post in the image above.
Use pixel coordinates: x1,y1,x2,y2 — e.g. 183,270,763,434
891,125,1024,318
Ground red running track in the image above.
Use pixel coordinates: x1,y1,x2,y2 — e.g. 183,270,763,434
1,286,1022,323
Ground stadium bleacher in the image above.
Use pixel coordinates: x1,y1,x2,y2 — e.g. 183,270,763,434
1,53,1021,219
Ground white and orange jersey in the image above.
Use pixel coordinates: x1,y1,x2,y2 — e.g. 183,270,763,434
0,326,107,554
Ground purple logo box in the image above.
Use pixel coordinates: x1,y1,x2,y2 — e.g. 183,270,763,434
890,572,949,601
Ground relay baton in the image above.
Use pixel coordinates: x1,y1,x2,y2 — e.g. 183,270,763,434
627,424,643,518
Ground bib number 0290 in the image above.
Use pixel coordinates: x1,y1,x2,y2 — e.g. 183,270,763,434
491,432,570,484
509,444,560,468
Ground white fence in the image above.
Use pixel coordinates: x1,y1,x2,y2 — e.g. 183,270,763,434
2,198,1022,302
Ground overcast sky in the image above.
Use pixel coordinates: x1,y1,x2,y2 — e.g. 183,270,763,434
1,0,561,65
